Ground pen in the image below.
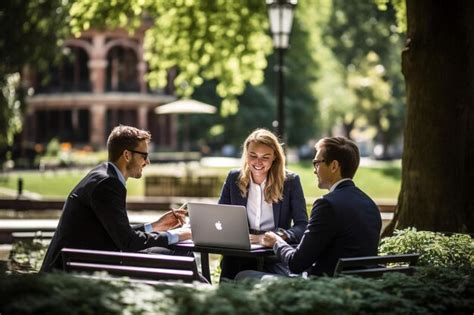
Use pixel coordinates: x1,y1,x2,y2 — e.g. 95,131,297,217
177,202,188,210
171,202,187,225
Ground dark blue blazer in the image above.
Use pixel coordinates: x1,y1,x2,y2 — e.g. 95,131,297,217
276,180,382,276
218,169,308,243
41,162,170,272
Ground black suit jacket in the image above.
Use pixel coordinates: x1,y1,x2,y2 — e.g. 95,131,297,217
276,180,382,276
218,169,308,243
41,162,169,272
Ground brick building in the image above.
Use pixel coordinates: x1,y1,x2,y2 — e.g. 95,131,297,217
21,27,177,149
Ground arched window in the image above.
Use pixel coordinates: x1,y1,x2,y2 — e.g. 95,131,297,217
106,46,139,92
37,46,91,93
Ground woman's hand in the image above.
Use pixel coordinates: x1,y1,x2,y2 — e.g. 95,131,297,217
249,234,264,244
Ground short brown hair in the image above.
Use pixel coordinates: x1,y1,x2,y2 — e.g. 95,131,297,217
107,125,151,162
315,137,360,178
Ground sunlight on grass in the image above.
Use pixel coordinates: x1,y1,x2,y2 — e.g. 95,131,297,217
0,168,144,197
0,160,400,200
289,161,400,200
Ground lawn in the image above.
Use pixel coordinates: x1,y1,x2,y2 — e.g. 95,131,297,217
0,160,400,201
290,160,401,201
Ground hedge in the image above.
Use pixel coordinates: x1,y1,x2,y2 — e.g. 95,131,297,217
2,228,473,314
0,267,472,315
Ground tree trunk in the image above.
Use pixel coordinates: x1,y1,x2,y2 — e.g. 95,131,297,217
384,1,474,235
342,119,355,139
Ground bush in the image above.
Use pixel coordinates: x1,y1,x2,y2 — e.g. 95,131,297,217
45,138,60,157
0,268,472,315
3,230,474,314
379,228,474,269
9,239,48,273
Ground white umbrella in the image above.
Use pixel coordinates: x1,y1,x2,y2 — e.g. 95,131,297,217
155,99,217,155
155,99,217,115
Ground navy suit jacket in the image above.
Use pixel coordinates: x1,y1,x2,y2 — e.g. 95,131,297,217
41,162,170,272
276,180,382,276
218,169,308,243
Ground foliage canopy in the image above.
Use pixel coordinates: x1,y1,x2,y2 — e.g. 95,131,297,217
69,0,272,116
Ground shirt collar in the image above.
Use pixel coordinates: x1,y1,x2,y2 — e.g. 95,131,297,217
329,178,351,192
250,175,266,187
109,162,126,187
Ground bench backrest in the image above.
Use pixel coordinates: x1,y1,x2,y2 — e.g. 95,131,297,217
333,253,420,278
61,248,202,283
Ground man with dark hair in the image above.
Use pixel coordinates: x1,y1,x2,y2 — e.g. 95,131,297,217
237,136,381,278
41,125,191,272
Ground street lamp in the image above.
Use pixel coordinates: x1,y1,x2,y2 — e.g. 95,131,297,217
266,0,297,143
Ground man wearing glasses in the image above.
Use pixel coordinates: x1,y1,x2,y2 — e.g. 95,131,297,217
41,125,191,272
237,137,382,279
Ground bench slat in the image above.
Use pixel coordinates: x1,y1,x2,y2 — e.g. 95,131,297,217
66,262,196,281
334,253,420,277
61,248,202,283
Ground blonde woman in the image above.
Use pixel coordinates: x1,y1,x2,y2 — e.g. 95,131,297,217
218,129,308,280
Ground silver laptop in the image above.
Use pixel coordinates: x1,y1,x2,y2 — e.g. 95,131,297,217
186,202,264,250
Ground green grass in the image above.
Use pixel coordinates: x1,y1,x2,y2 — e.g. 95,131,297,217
0,169,144,197
0,161,401,200
290,161,401,201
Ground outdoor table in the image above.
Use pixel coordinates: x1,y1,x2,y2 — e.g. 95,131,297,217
170,242,275,283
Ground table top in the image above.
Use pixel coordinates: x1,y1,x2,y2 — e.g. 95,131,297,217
170,242,275,257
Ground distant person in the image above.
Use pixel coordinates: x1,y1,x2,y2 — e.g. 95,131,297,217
41,125,191,272
218,129,308,280
236,136,382,279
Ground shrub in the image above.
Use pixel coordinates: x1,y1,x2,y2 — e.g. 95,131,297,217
9,239,48,273
379,228,474,269
4,229,474,314
45,138,60,157
0,268,472,315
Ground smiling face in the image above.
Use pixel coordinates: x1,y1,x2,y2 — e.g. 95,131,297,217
125,140,150,179
246,142,275,184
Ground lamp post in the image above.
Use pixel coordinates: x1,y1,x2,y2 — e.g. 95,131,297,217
266,0,297,143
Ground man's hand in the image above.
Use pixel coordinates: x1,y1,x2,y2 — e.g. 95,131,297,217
262,231,283,248
176,227,192,241
151,209,187,232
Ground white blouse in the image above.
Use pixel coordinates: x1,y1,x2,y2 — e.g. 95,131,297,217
246,177,275,231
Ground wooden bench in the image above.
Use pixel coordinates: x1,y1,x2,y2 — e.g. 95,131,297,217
61,248,205,283
333,253,420,278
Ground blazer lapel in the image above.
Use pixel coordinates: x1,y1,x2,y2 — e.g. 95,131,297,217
235,192,248,207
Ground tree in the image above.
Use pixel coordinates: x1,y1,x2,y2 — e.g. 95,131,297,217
69,0,272,115
383,0,474,234
0,0,70,161
318,0,405,157
178,1,323,150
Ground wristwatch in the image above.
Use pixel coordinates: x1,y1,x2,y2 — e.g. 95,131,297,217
276,228,288,240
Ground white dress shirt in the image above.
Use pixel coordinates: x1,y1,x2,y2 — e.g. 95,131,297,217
329,178,352,192
246,177,275,231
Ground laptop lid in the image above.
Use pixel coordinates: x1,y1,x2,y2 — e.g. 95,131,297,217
187,202,263,250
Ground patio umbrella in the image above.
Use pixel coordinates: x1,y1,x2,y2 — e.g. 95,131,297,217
155,99,217,156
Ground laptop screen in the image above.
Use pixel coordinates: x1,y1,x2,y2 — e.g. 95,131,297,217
187,202,264,250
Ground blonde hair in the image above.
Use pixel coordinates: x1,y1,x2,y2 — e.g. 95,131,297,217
238,129,286,203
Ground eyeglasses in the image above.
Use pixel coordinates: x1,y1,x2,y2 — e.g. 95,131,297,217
127,149,149,160
312,159,326,168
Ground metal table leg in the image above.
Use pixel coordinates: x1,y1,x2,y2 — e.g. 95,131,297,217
200,252,211,283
